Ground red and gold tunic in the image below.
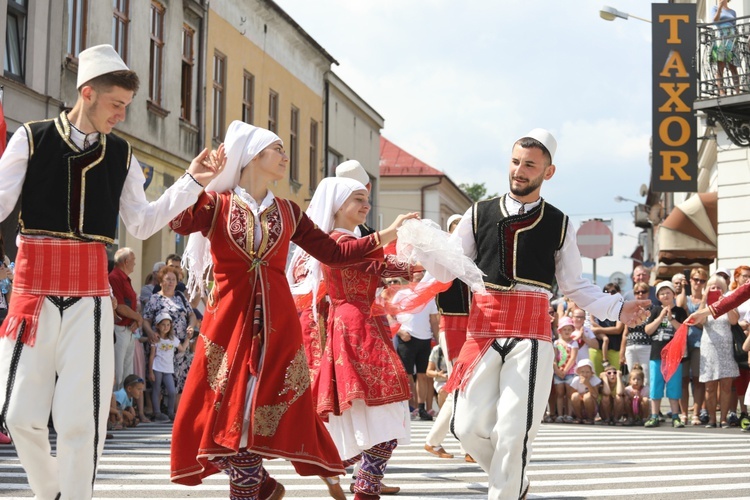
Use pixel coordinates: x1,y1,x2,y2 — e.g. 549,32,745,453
169,192,381,485
314,230,412,417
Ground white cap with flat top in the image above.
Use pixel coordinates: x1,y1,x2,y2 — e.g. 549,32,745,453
76,44,130,89
520,128,557,162
335,160,370,187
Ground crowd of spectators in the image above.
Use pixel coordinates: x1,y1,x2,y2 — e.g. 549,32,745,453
544,265,750,430
106,252,203,436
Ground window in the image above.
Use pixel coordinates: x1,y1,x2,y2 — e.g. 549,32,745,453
268,90,278,133
67,0,88,58
180,25,195,121
212,52,226,141
242,71,255,124
112,0,129,63
289,107,299,182
309,120,318,190
4,0,27,80
149,1,165,106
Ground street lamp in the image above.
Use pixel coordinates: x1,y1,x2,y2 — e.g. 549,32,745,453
614,195,643,204
618,232,637,239
599,6,651,23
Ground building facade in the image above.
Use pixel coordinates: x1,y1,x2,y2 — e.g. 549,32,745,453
206,0,335,208
325,71,384,228
379,136,472,230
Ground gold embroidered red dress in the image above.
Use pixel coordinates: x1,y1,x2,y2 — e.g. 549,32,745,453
313,230,412,459
168,192,381,485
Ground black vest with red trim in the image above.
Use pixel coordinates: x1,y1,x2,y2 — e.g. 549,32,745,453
472,195,568,291
19,112,131,244
436,279,471,316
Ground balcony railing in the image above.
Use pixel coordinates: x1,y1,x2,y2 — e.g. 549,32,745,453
697,14,750,99
696,15,750,146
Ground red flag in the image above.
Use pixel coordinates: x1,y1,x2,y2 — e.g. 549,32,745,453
0,101,7,157
660,323,688,381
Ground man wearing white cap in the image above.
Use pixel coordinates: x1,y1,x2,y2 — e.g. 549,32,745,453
0,44,224,499
444,129,651,499
336,160,376,237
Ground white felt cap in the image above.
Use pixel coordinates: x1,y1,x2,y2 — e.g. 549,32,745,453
446,214,463,231
77,44,130,89
521,128,557,162
335,160,370,186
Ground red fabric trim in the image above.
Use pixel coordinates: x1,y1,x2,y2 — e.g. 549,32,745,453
440,315,468,361
0,237,109,346
444,291,551,393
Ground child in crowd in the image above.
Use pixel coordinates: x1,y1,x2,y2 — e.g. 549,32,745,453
644,281,687,428
149,312,193,422
426,344,450,409
623,364,650,425
569,359,601,424
599,365,624,425
552,317,579,423
108,393,123,431
114,374,146,427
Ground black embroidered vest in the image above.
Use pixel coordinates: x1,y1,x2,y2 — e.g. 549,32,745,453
19,112,131,244
472,195,568,291
436,279,471,316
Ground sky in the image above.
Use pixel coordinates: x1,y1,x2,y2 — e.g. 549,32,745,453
275,0,660,285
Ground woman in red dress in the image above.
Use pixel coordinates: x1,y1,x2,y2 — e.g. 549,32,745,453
300,179,414,499
169,121,415,499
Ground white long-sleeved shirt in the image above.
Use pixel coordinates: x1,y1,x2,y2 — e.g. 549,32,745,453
0,125,203,239
452,195,624,322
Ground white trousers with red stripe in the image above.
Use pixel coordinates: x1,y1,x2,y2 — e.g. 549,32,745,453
452,338,553,500
0,296,114,500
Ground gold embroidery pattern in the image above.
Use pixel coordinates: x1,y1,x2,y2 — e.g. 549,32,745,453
229,199,250,253
201,334,229,394
253,403,287,437
253,346,311,437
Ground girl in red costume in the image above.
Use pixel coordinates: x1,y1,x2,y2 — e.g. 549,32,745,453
290,176,414,499
169,120,415,500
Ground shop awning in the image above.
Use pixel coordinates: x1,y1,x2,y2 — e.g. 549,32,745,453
658,192,717,268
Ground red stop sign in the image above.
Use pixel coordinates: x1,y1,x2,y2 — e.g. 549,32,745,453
576,220,612,259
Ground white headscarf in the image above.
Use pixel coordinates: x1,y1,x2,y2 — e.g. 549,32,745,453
183,120,282,298
286,177,367,316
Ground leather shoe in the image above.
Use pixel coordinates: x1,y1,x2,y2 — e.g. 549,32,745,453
424,444,453,459
464,454,476,463
264,482,285,500
319,476,346,500
349,483,400,495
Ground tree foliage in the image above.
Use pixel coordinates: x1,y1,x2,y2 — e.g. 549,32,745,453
459,182,498,202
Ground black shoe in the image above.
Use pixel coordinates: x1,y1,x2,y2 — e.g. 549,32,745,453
418,408,433,421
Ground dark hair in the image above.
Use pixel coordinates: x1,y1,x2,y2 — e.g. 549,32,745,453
603,282,621,294
165,253,181,264
85,70,140,94
515,137,552,166
0,233,5,262
122,374,143,388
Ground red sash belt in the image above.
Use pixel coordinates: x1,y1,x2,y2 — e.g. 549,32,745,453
445,290,552,393
0,237,109,346
440,315,469,361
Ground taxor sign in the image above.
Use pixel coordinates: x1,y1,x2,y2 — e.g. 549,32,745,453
652,3,696,193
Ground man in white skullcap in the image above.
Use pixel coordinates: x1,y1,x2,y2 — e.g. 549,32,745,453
336,160,376,237
0,44,224,499
444,129,651,499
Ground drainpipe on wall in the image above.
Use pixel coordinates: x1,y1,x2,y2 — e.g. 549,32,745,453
324,77,330,177
420,177,443,219
196,0,209,152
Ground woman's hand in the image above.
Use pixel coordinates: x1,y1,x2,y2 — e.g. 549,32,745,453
187,144,226,186
619,300,652,327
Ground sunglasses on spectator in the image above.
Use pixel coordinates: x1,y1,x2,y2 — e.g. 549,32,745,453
634,290,648,295
572,315,585,319
691,278,707,284
605,370,617,375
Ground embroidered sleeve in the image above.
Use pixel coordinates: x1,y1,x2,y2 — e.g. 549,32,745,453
292,212,380,266
169,191,218,236
711,281,750,318
326,233,411,277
